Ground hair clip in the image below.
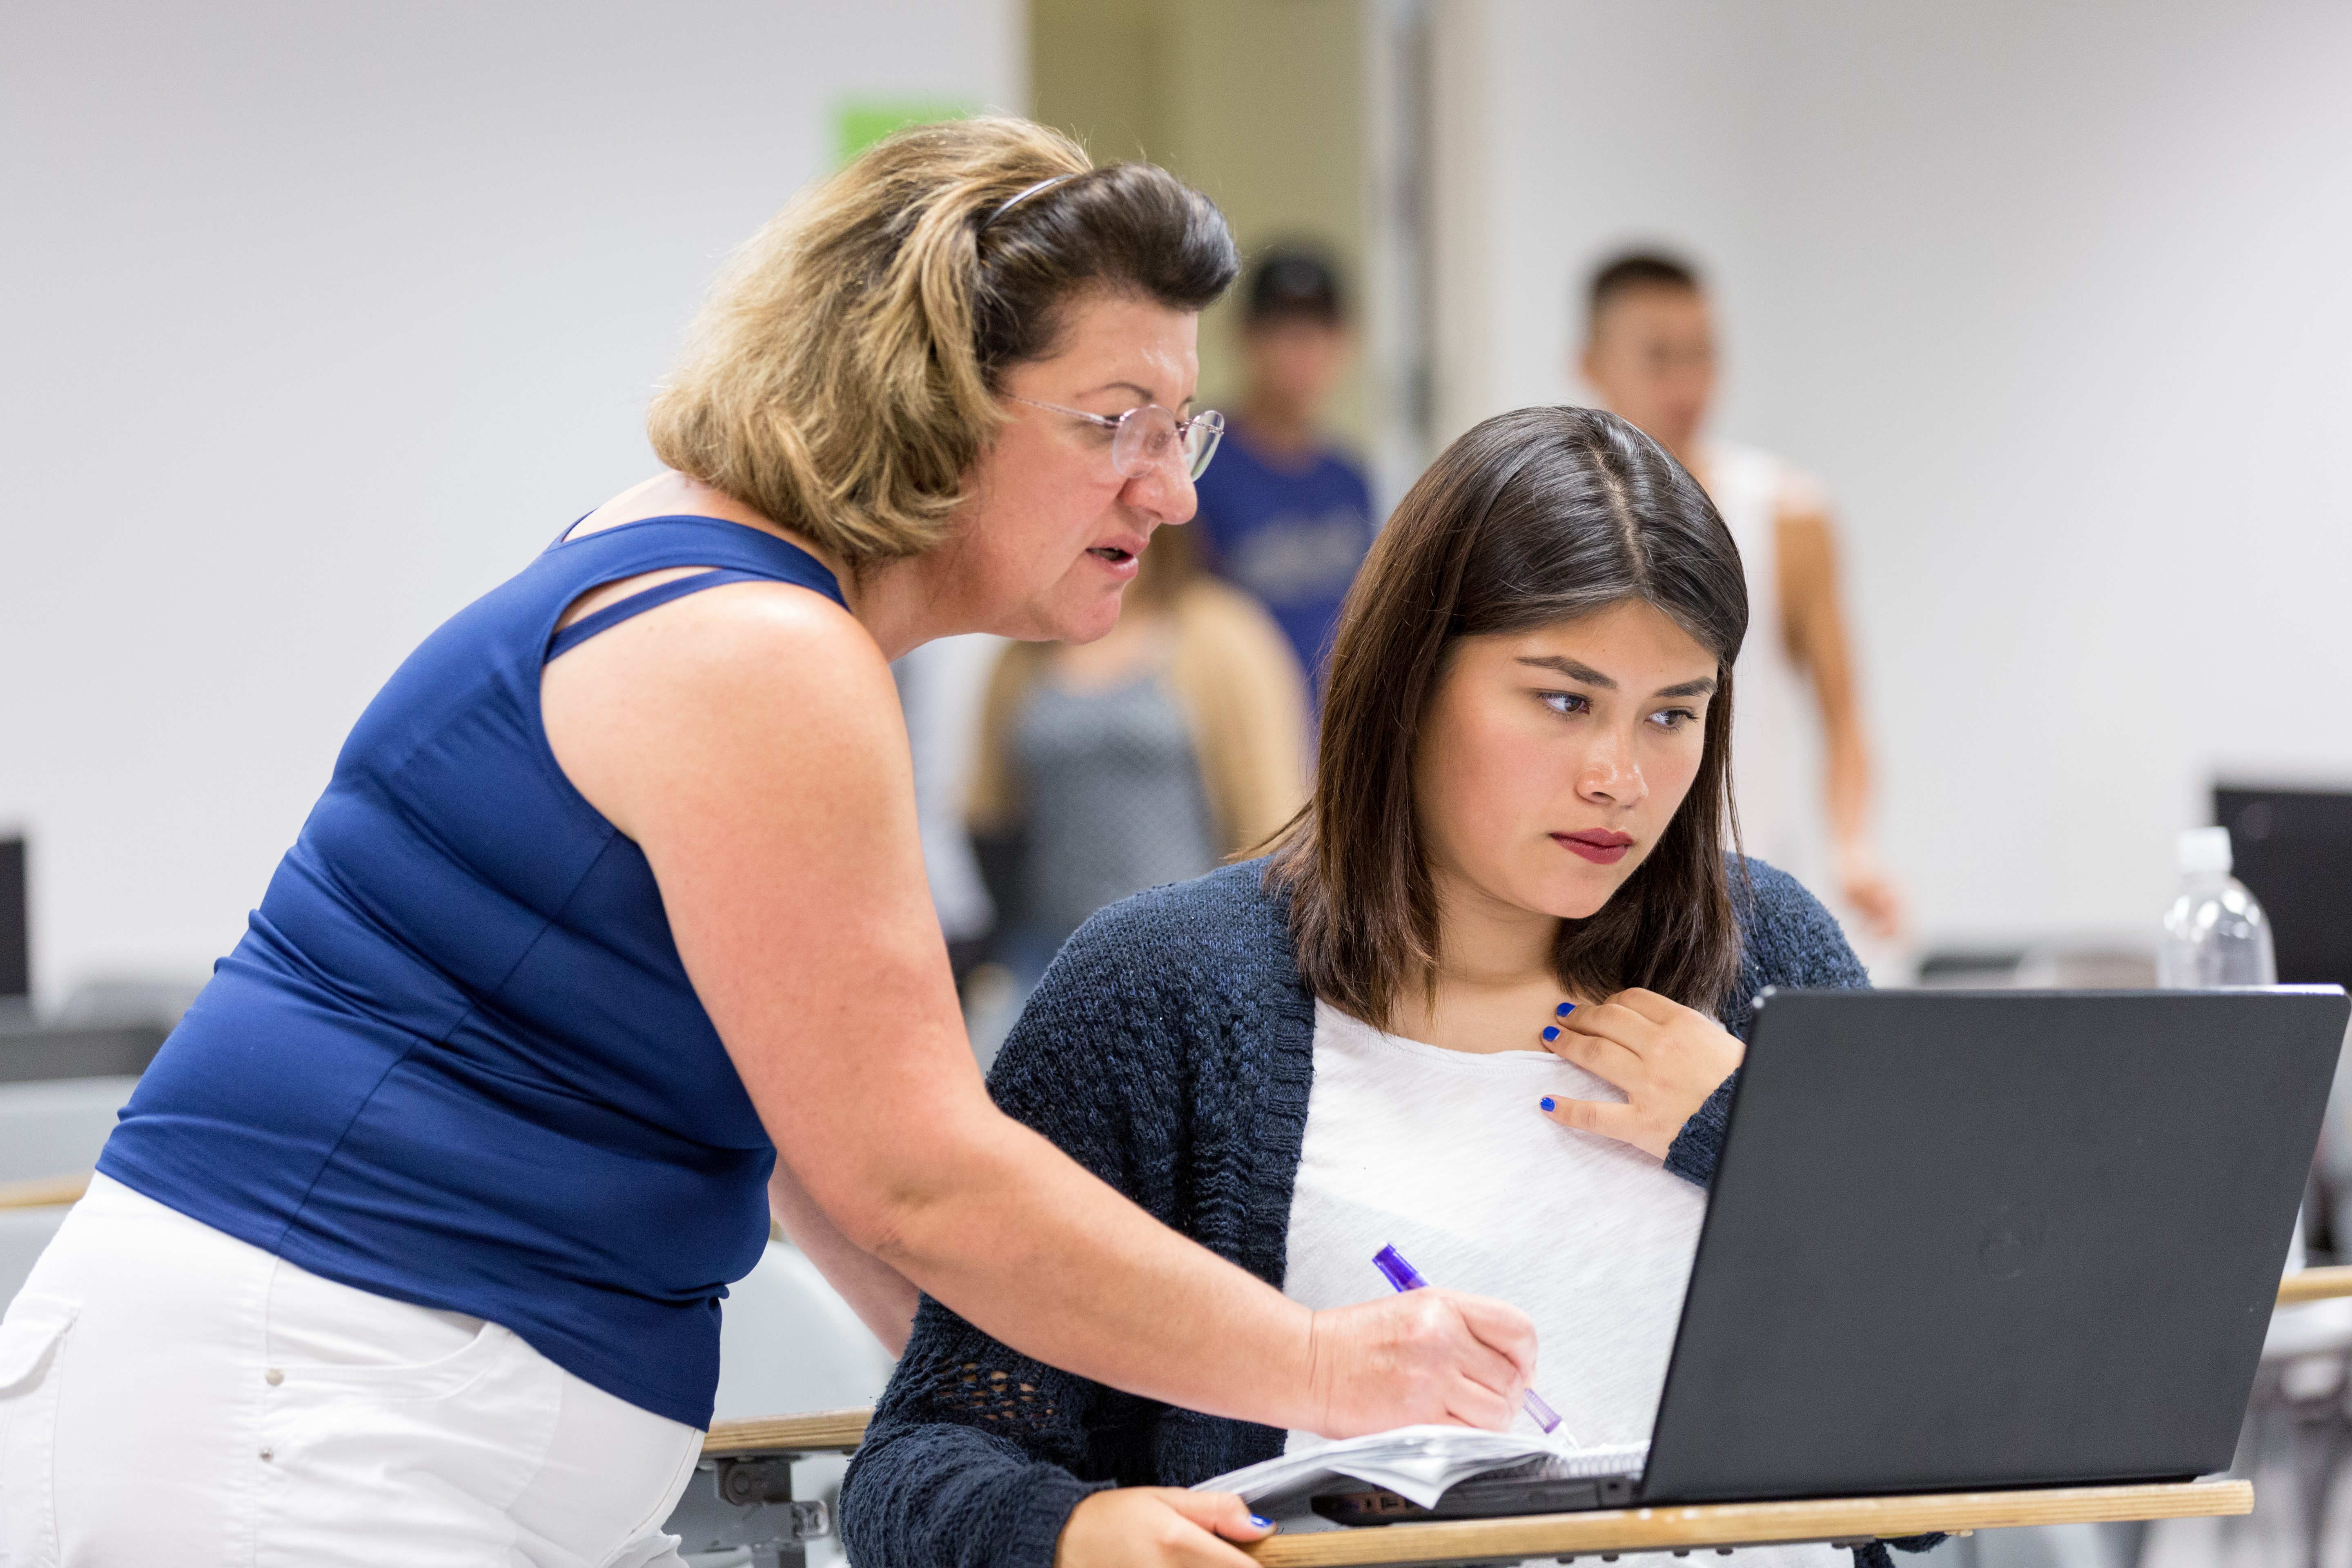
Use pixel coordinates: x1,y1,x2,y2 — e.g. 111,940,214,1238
982,172,1082,229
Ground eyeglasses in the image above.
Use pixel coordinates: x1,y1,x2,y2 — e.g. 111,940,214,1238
1008,396,1226,481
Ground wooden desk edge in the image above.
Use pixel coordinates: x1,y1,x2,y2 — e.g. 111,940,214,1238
2278,1265,2352,1305
1242,1479,2253,1566
704,1407,871,1455
0,1172,90,1211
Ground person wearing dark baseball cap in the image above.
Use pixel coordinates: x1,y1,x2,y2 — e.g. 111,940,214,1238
1190,247,1378,704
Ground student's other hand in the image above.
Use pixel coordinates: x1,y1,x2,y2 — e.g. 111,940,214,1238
1835,840,1907,941
1537,988,1743,1160
1055,1488,1275,1566
1303,1286,1535,1437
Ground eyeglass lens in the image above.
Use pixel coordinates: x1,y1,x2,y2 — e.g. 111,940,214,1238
1110,406,1225,481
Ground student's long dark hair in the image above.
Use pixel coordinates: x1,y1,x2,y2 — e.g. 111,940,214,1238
1266,406,1749,1028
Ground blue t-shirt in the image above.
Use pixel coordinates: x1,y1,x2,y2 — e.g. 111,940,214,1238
100,517,842,1429
1189,425,1376,684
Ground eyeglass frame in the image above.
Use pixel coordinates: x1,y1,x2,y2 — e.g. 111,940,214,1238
1005,396,1227,481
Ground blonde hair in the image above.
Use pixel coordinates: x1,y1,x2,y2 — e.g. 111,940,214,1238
648,117,1236,563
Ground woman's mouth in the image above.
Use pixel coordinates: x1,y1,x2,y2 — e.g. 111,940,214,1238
1552,829,1634,865
1086,536,1146,579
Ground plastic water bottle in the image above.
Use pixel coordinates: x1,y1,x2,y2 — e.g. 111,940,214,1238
2157,827,2277,988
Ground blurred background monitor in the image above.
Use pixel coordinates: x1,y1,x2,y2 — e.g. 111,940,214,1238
0,837,25,1009
2216,786,2352,990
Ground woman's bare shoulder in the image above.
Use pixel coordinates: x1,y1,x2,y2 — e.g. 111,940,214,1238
541,578,902,844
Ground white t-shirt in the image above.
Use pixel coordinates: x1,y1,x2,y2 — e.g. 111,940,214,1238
1706,441,1826,893
1280,999,1843,1568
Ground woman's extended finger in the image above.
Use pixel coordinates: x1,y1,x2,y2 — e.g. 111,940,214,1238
1539,1094,1644,1145
1161,1488,1278,1545
1552,999,1659,1059
1601,987,1686,1026
1540,1016,1644,1082
1058,1488,1270,1567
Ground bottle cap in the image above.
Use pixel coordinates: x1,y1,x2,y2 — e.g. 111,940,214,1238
2178,826,2233,875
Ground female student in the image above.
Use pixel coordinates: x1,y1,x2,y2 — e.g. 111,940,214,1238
0,120,1533,1559
840,406,1883,1568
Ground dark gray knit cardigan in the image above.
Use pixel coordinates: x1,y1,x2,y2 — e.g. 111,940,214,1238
841,856,1920,1568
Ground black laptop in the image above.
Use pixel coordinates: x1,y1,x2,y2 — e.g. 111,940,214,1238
1316,987,2351,1525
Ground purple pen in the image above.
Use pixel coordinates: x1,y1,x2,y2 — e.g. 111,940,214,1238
1373,1244,1564,1435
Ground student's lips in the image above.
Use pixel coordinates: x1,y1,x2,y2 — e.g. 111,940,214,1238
1553,830,1634,865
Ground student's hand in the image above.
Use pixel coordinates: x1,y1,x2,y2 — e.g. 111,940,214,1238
1303,1287,1536,1436
1536,989,1744,1160
1055,1487,1275,1567
1835,839,1906,941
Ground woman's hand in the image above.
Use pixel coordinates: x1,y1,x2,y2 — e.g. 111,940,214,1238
1303,1287,1536,1437
1055,1488,1275,1567
1536,989,1743,1160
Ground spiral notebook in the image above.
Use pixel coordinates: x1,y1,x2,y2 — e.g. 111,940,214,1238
1195,1427,1650,1510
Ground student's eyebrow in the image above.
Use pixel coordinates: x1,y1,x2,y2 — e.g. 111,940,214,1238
1517,655,1616,690
1515,656,1717,700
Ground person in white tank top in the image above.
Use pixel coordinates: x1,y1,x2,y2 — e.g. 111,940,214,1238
1575,254,1902,939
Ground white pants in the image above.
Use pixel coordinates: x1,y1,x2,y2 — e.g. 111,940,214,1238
0,1174,703,1566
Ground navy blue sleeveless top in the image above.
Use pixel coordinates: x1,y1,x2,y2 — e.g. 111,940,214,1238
100,517,846,1428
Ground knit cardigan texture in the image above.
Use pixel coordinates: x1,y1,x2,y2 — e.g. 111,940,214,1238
840,856,1915,1568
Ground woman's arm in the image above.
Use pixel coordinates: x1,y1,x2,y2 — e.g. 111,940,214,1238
843,1295,1117,1568
768,1159,919,1354
845,1300,1270,1568
1776,499,1902,938
842,900,1287,1568
541,583,1535,1436
846,1296,1274,1568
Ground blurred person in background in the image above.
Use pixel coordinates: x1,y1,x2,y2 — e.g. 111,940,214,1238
1191,247,1378,699
1577,252,1904,940
968,526,1306,1016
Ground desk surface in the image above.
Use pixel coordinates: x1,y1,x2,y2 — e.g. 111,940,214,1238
700,1416,2247,1566
1241,1480,2252,1566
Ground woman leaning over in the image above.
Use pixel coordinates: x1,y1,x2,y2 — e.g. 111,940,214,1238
841,408,1891,1568
0,119,1532,1561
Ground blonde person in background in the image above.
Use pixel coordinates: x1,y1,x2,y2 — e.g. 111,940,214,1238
1577,252,1903,940
968,525,1306,1016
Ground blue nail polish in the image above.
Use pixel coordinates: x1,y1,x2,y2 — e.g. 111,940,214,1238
1250,1515,1273,1529
1541,1025,1559,1042
1540,1096,1556,1112
1557,1002,1576,1016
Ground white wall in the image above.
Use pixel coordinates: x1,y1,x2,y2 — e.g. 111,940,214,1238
0,1,1020,1002
1446,0,2352,944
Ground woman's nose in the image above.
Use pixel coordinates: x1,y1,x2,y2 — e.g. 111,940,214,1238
1577,732,1648,806
1123,458,1197,525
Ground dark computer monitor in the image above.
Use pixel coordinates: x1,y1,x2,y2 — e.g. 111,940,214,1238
0,836,26,1003
2216,786,2352,991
